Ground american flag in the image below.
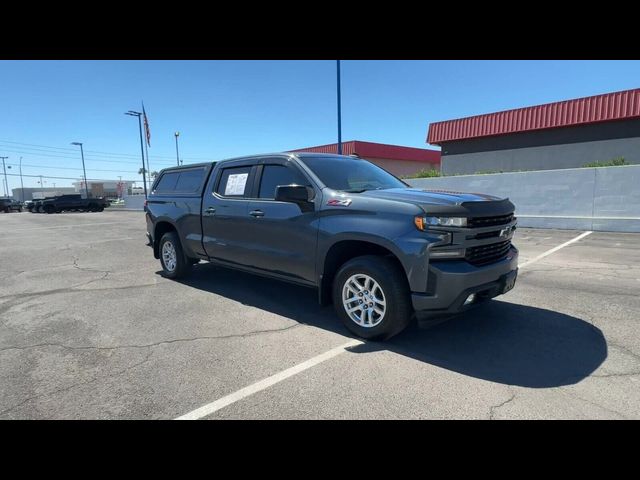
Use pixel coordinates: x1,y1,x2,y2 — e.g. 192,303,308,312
142,102,151,147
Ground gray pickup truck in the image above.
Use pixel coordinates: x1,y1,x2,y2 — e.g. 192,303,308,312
145,153,518,340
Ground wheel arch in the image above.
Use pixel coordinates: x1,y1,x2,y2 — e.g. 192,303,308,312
153,220,178,259
318,236,408,305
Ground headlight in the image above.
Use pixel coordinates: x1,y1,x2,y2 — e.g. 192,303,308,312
414,216,467,230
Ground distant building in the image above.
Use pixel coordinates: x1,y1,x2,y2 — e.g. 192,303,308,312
290,140,441,177
71,179,136,198
12,187,76,201
428,88,640,175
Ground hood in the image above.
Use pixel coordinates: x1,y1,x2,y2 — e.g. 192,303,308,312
357,188,514,216
359,188,502,205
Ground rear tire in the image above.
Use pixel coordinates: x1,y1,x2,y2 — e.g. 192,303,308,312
332,255,413,341
159,232,191,279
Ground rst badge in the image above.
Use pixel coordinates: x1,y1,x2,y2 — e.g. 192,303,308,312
327,198,352,207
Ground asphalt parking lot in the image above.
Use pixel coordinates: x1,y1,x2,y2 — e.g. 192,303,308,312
1,210,638,419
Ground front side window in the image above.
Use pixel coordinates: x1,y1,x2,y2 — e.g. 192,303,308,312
258,165,309,199
217,166,251,197
298,156,407,192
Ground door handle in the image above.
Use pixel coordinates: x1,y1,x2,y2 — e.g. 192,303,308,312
249,210,265,218
204,207,216,216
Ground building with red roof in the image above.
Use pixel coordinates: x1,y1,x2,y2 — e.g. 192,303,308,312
291,140,440,178
427,88,640,175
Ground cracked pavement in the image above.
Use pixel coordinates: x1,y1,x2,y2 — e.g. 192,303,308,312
1,213,639,419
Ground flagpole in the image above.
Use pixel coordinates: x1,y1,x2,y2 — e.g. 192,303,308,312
337,60,342,155
144,136,151,192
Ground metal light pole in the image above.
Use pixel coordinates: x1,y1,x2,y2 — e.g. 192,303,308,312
174,132,180,166
336,60,342,155
19,157,25,202
125,111,148,198
71,142,90,199
0,156,8,197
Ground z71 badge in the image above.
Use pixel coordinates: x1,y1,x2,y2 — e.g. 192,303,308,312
327,198,352,207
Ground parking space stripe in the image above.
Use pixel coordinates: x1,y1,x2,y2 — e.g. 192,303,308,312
175,339,363,420
519,231,592,269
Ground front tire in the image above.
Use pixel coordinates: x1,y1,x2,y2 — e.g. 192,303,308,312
159,232,191,279
332,255,413,341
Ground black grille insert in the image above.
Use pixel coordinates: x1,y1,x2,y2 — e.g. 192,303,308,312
466,240,512,266
468,213,514,228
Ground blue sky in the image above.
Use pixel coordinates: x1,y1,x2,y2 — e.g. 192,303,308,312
1,60,640,191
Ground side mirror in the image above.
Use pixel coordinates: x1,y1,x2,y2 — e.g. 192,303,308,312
275,185,315,211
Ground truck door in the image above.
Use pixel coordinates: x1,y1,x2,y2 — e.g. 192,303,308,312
58,195,73,209
201,159,257,267
244,157,319,285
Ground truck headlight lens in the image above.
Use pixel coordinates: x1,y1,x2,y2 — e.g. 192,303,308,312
415,216,467,230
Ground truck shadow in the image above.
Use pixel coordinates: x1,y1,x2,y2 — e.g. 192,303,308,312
168,263,607,389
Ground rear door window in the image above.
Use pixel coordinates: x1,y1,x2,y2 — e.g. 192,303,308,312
216,166,252,197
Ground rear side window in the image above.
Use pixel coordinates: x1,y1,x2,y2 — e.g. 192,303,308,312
153,168,206,194
154,172,180,193
258,165,309,199
216,166,251,197
174,168,206,193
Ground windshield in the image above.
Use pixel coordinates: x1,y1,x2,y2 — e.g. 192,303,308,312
298,156,408,192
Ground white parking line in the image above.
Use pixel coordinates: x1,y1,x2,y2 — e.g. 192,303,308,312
175,339,363,420
176,231,594,420
519,231,592,269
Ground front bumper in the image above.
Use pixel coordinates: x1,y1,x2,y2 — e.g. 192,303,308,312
412,246,518,318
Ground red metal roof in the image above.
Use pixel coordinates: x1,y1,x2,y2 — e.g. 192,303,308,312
427,88,640,145
291,140,440,164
